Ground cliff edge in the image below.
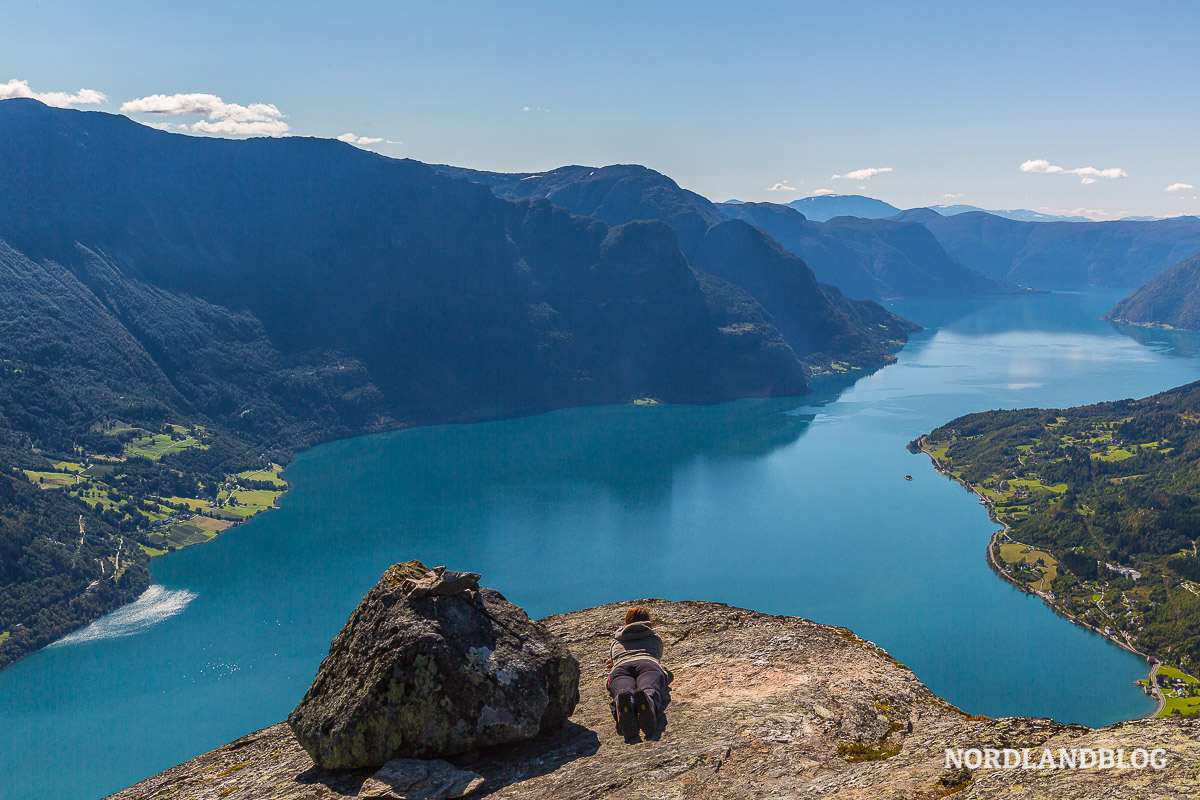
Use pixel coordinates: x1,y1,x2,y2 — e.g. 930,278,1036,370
108,600,1200,799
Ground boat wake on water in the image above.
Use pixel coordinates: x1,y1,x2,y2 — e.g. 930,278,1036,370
48,586,198,647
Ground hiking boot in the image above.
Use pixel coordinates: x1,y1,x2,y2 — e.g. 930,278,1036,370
616,692,639,739
633,689,657,737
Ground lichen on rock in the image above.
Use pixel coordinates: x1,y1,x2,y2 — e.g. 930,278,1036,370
286,562,580,769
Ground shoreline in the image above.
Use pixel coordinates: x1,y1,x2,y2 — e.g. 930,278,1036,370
915,436,1164,720
0,463,292,673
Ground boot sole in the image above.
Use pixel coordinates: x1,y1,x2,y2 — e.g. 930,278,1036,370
616,692,639,738
633,690,657,737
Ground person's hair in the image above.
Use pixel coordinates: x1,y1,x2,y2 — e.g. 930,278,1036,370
624,606,652,625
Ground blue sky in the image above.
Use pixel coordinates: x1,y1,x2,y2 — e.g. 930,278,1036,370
3,0,1198,219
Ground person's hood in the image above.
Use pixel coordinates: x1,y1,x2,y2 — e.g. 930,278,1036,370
616,621,655,641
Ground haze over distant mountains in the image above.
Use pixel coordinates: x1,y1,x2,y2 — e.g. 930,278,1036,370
895,208,1200,288
931,204,1098,223
716,201,1020,301
784,194,901,222
779,194,1140,225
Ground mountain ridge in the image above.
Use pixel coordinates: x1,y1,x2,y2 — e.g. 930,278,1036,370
0,99,830,667
718,201,1023,300
435,162,919,366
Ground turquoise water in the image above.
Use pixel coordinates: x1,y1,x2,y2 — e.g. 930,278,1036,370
3,289,1198,800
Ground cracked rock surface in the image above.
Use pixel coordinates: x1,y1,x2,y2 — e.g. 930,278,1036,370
108,599,1200,799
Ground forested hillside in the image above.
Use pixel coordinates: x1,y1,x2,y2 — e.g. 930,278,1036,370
1105,252,1200,330
920,382,1200,692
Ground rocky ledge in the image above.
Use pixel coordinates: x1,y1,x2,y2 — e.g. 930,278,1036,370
109,600,1200,799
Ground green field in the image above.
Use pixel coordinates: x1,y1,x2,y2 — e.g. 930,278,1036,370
230,489,281,507
1158,696,1200,718
237,463,287,487
103,422,206,461
221,503,267,518
125,432,202,460
157,496,211,512
1159,666,1199,685
23,470,78,489
997,542,1059,592
144,522,217,550
0,631,8,646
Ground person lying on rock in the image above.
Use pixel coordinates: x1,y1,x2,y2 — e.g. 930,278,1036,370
605,606,670,739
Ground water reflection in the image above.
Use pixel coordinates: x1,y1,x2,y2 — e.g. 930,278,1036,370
1111,321,1200,361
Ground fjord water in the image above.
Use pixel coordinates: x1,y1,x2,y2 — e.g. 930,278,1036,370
3,290,1195,800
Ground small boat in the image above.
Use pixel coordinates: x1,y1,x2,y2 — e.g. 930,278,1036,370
904,475,913,481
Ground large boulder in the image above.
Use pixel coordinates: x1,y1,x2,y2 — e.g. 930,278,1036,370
287,561,580,769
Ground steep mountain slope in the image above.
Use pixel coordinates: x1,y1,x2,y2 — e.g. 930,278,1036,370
786,193,901,221
718,202,1018,300
1105,251,1200,329
0,99,813,666
436,164,722,255
0,467,146,664
893,209,1200,287
0,101,807,423
436,164,919,371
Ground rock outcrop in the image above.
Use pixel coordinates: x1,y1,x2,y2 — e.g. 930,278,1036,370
110,600,1200,800
287,562,580,769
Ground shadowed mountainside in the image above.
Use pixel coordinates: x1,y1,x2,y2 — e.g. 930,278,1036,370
0,99,826,667
434,163,921,368
1105,252,1200,330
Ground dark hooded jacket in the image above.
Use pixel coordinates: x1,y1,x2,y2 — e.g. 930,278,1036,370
609,621,664,668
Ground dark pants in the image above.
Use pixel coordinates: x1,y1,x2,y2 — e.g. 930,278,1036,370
607,660,670,720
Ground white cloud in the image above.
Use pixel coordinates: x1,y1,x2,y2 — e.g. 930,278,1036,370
765,180,799,192
138,121,188,132
1019,159,1064,174
121,93,281,121
0,78,106,107
120,92,290,137
831,167,892,181
1165,183,1194,192
191,118,290,136
810,189,837,196
942,193,965,199
522,105,550,112
1019,159,1127,184
337,132,384,145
